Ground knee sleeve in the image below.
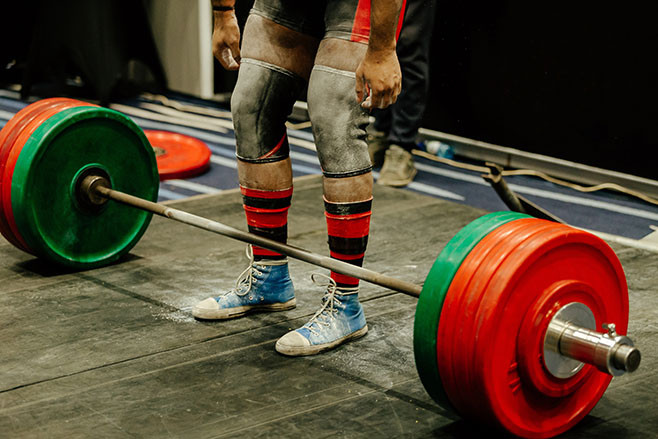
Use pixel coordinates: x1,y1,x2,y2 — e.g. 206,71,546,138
307,65,372,178
231,58,305,163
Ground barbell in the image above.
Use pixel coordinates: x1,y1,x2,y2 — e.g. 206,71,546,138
0,98,642,438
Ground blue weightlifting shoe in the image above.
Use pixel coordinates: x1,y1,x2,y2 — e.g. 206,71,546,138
275,274,367,356
192,247,295,320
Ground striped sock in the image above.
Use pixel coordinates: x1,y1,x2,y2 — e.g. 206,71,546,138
241,185,293,261
324,197,372,288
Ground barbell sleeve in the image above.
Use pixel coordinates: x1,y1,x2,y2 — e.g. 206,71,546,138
545,319,641,376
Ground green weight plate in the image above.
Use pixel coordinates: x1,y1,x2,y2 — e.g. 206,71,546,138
11,106,158,269
413,211,529,411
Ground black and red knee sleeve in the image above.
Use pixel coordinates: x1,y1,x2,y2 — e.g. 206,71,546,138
241,185,293,261
324,197,372,288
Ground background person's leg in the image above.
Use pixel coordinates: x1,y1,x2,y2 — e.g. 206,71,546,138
385,0,436,150
372,0,437,186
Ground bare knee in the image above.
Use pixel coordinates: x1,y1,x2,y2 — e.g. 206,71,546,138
323,173,373,203
238,159,293,191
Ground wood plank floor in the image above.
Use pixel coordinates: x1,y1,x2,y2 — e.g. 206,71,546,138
1,175,656,438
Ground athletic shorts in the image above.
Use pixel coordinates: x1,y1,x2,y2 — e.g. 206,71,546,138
251,0,404,43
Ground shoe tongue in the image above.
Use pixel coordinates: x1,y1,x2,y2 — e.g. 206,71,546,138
255,258,288,267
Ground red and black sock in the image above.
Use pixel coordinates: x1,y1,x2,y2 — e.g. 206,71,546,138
241,185,293,261
324,197,372,288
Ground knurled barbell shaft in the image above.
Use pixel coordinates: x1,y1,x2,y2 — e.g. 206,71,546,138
92,183,423,298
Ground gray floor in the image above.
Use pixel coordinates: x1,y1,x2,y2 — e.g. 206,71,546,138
0,175,656,438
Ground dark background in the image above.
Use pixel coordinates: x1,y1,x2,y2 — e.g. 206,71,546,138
2,1,656,179
425,2,657,179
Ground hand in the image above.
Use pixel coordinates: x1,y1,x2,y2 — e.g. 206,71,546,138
212,11,241,70
355,47,401,110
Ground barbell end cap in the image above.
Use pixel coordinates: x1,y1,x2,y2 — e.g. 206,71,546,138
613,344,641,373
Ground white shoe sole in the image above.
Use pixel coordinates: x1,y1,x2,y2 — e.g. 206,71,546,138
193,298,296,320
275,325,369,357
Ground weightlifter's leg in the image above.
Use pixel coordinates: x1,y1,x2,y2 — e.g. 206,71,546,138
276,38,374,355
192,15,319,320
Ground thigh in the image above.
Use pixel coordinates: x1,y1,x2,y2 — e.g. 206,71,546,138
314,37,367,73
241,13,320,80
251,0,326,39
315,0,369,71
324,0,371,43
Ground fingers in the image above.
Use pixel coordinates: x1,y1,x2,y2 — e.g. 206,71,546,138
214,46,237,70
360,83,373,110
228,39,241,66
355,52,402,110
355,70,365,104
361,92,373,110
213,44,240,71
362,81,399,110
222,48,240,70
211,17,241,71
371,90,389,108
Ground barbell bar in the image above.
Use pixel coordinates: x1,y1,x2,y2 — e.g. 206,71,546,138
0,99,643,438
80,172,423,297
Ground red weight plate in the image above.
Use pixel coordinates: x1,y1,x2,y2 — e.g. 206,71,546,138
0,98,82,251
0,100,58,249
456,220,558,424
440,218,628,438
439,218,544,423
476,223,627,438
144,130,211,181
2,100,93,252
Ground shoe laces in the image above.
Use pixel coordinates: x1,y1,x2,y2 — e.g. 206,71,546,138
303,274,351,335
228,246,264,298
